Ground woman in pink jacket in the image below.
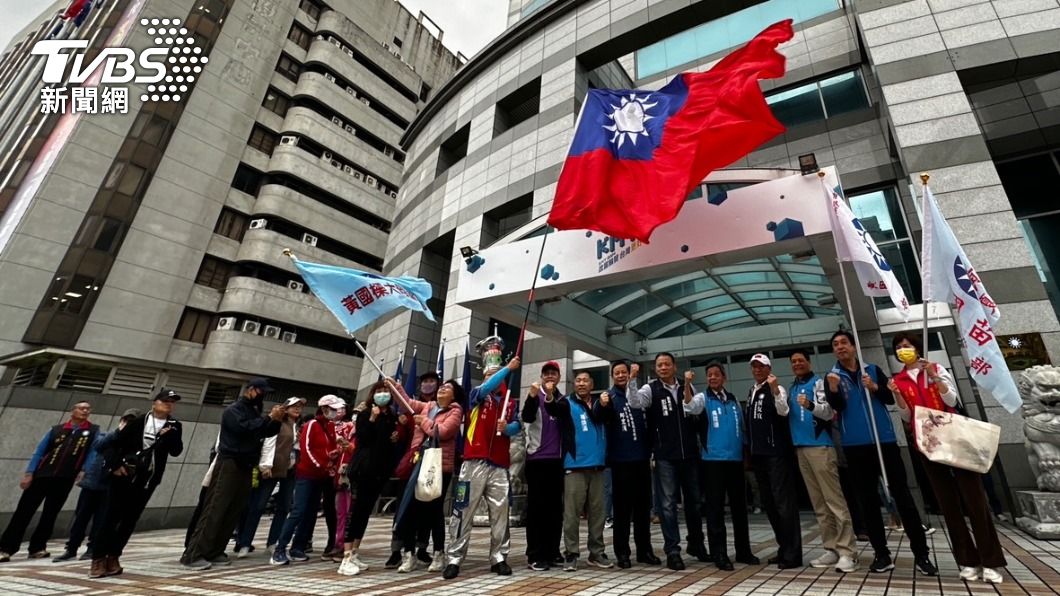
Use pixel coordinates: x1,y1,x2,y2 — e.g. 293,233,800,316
391,378,465,573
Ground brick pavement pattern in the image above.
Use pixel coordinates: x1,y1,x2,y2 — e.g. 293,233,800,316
0,513,1057,595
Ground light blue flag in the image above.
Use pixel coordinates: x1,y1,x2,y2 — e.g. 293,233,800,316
293,258,435,334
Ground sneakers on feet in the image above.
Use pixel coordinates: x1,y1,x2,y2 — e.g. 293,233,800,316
208,553,231,566
915,556,938,576
52,550,77,562
384,550,402,569
587,554,614,569
182,558,213,571
836,555,858,573
270,549,290,566
428,551,445,572
397,551,416,573
922,524,937,536
28,551,50,559
0,551,11,563
337,552,361,576
529,560,549,571
960,566,979,581
982,567,1003,584
491,560,512,575
351,552,369,570
442,564,460,579
288,550,308,563
869,553,894,573
604,517,614,529
810,550,839,568
235,547,250,559
564,554,578,572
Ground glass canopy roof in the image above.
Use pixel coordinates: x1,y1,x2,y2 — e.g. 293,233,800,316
570,255,841,340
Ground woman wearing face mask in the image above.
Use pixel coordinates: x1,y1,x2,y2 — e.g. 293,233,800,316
270,395,343,566
887,332,1006,584
332,404,356,563
338,381,402,576
386,377,465,573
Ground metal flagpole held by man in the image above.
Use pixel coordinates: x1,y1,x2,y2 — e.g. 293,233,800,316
919,173,931,353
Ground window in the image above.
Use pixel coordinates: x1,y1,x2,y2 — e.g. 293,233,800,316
262,88,290,117
419,82,432,103
635,0,839,79
483,193,533,246
195,256,235,290
275,54,301,83
494,77,541,137
848,187,921,305
247,125,278,156
214,208,248,241
175,308,217,344
298,0,321,20
75,216,124,252
288,24,311,51
231,163,264,196
766,70,870,127
195,0,227,23
436,123,470,177
392,36,403,48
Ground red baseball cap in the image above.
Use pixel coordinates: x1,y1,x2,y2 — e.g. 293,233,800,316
541,360,561,373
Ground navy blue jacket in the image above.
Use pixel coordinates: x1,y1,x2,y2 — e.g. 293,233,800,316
605,385,651,464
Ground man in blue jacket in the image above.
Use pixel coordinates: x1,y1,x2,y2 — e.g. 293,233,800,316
787,350,857,573
605,361,659,569
824,331,936,576
686,362,757,570
545,370,613,572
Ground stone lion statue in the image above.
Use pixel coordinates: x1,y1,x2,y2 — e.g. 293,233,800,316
1020,365,1060,491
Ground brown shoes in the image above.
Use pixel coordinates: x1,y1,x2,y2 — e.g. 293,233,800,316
88,556,123,578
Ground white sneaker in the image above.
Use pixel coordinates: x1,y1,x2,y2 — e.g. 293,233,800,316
428,551,445,572
835,555,858,573
338,552,362,576
351,552,369,570
235,547,251,559
959,566,979,581
810,550,839,568
982,567,1003,584
398,551,416,573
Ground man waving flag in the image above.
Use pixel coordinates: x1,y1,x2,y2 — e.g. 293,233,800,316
547,20,793,243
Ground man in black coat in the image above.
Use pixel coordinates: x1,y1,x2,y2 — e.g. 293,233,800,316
90,389,184,578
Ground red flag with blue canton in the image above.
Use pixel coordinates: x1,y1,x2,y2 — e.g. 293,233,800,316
547,20,794,243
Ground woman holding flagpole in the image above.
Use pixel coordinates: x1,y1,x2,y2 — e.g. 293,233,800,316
887,332,1005,584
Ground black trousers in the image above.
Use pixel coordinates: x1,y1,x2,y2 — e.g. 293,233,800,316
345,476,385,543
611,460,654,559
65,487,105,553
844,443,928,558
524,458,564,564
182,458,253,564
752,454,802,565
185,486,208,548
0,476,75,554
701,460,752,559
920,454,1006,568
304,481,337,551
399,472,452,552
838,465,866,535
96,478,156,557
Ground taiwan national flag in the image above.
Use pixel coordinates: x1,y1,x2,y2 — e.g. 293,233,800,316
547,20,794,243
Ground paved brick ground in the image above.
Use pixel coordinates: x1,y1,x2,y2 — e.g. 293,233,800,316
0,513,1057,595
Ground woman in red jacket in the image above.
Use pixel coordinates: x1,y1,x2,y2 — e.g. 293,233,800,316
887,332,1005,584
388,378,466,573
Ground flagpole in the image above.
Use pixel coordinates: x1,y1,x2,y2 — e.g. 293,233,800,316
515,227,552,359
819,171,893,502
919,173,931,353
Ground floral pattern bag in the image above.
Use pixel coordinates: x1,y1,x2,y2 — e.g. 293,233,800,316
913,406,1000,474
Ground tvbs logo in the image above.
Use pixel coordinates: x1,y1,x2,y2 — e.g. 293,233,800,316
32,18,208,106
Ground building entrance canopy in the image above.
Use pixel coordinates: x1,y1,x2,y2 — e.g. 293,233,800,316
454,167,864,360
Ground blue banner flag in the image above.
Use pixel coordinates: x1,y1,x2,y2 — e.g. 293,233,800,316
404,348,418,397
436,342,445,378
292,258,435,334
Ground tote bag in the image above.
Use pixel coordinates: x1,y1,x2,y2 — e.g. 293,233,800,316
913,406,1000,474
415,431,443,502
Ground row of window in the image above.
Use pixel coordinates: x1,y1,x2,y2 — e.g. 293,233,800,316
175,307,363,356
766,70,871,128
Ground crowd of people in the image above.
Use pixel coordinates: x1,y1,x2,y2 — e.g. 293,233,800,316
0,330,1006,584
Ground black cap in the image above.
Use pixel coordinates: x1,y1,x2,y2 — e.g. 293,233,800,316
248,377,274,392
419,370,440,382
154,388,181,402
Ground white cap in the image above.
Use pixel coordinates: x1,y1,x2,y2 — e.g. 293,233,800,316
283,396,307,408
318,394,347,409
750,353,771,367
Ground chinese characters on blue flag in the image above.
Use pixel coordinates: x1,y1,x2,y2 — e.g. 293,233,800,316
921,185,1020,413
292,258,435,334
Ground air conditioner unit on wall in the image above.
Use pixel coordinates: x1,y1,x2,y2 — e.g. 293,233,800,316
346,86,356,95
241,320,261,334
330,159,342,169
345,48,354,58
389,190,398,198
359,97,370,107
343,165,355,175
263,325,281,339
353,171,362,181
324,73,336,82
332,116,342,125
322,151,332,160
217,317,237,330
287,280,304,291
344,124,355,134
364,175,376,187
382,42,391,50
281,331,297,343
280,135,298,145
302,233,318,246
249,218,267,229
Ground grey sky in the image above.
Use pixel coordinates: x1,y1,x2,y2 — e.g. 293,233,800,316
0,1,508,61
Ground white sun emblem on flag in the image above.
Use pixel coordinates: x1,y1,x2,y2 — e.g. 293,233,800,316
603,93,658,149
1008,337,1023,349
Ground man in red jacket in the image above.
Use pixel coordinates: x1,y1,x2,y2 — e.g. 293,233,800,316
443,357,520,580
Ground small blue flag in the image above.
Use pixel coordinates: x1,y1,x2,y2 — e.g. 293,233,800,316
293,258,435,334
394,354,404,385
404,348,418,397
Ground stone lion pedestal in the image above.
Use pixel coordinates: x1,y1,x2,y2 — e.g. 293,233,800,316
1015,365,1060,539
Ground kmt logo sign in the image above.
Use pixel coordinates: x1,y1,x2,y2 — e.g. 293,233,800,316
32,18,209,114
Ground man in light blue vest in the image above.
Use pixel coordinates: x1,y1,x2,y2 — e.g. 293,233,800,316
787,349,857,573
545,370,613,572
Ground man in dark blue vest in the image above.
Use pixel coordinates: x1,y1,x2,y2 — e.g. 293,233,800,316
627,353,709,570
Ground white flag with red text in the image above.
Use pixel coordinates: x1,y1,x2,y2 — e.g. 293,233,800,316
921,185,1019,413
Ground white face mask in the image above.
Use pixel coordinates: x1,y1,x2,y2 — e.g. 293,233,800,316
324,408,339,420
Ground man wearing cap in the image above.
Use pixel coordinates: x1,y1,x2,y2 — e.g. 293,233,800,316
0,401,99,563
92,390,184,578
234,396,305,557
745,353,801,569
271,394,344,565
521,360,565,570
53,408,142,563
183,378,285,570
